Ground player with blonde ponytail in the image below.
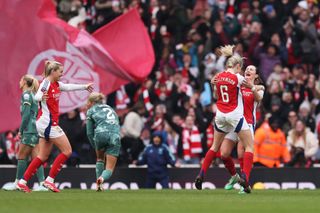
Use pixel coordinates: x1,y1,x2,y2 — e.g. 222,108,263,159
195,45,254,193
3,75,47,191
17,61,93,193
86,92,121,191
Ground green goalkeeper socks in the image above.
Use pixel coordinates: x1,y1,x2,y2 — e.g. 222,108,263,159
96,161,105,179
101,169,112,181
16,159,28,180
36,165,45,183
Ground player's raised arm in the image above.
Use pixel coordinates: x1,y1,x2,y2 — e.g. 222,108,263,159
59,81,93,92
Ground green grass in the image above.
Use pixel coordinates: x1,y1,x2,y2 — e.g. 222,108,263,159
0,189,320,213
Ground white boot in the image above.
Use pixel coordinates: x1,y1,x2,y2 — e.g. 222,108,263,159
2,180,18,191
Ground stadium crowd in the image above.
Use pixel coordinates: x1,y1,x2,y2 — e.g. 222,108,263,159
1,0,320,168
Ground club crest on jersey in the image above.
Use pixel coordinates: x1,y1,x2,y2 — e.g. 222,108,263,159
23,93,30,100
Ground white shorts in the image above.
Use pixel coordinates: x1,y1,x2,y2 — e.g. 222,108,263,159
224,124,254,142
36,119,65,140
214,110,249,133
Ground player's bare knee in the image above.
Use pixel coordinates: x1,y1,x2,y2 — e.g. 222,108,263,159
220,153,229,159
62,150,72,157
38,155,49,162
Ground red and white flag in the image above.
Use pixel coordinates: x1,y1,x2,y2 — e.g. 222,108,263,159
0,0,154,132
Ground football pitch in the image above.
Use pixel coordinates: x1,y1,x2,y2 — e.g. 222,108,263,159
0,189,319,213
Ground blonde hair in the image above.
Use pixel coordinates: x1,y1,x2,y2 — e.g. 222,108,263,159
220,45,244,69
88,92,105,104
291,120,306,147
23,74,39,93
44,60,62,77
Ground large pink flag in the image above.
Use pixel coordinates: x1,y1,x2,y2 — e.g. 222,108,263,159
0,0,154,132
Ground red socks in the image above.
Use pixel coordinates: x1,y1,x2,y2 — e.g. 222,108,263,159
48,153,69,179
222,156,236,176
23,157,43,181
200,150,217,176
243,152,253,180
238,157,243,172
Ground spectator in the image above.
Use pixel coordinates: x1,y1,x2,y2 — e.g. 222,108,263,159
254,116,290,168
254,43,282,82
283,110,299,136
135,131,178,188
299,100,316,132
120,102,146,165
286,119,318,167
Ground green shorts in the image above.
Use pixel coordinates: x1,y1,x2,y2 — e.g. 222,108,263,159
94,131,121,157
21,133,39,147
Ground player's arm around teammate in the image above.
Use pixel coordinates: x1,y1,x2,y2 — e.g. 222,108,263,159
220,65,264,192
195,45,256,193
17,61,93,193
86,93,121,191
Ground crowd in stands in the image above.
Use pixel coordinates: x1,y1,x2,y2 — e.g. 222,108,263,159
1,0,320,168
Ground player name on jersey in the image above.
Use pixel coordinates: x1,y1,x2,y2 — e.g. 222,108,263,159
218,77,236,85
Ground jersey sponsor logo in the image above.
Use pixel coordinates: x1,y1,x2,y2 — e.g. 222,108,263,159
27,42,99,113
242,90,252,97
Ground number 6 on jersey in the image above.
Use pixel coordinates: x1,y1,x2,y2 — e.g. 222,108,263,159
220,85,229,103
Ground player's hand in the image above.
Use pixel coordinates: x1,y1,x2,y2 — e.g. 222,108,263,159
256,85,265,91
210,75,218,85
86,83,94,93
42,92,48,101
242,79,254,89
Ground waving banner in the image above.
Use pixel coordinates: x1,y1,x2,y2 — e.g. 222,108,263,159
0,0,154,132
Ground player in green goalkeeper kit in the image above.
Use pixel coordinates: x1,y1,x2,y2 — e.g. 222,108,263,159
3,75,47,191
86,92,121,191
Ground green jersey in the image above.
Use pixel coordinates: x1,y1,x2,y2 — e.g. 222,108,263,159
86,104,120,146
20,91,38,134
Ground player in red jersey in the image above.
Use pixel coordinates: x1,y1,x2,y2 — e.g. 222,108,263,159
220,65,264,194
17,61,93,193
195,45,254,192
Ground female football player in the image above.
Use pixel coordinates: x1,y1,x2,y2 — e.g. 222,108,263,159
86,92,121,191
195,45,254,193
221,65,264,194
4,75,47,191
17,61,93,193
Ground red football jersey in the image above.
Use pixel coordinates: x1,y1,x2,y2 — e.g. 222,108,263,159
216,71,244,113
241,87,255,124
37,80,61,126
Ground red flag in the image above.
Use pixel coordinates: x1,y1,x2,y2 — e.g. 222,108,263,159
93,9,155,81
0,0,154,132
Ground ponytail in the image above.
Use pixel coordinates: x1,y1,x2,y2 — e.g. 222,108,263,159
23,74,39,94
44,60,62,77
220,45,244,69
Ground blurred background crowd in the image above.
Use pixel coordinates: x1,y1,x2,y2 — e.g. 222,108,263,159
1,0,320,168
